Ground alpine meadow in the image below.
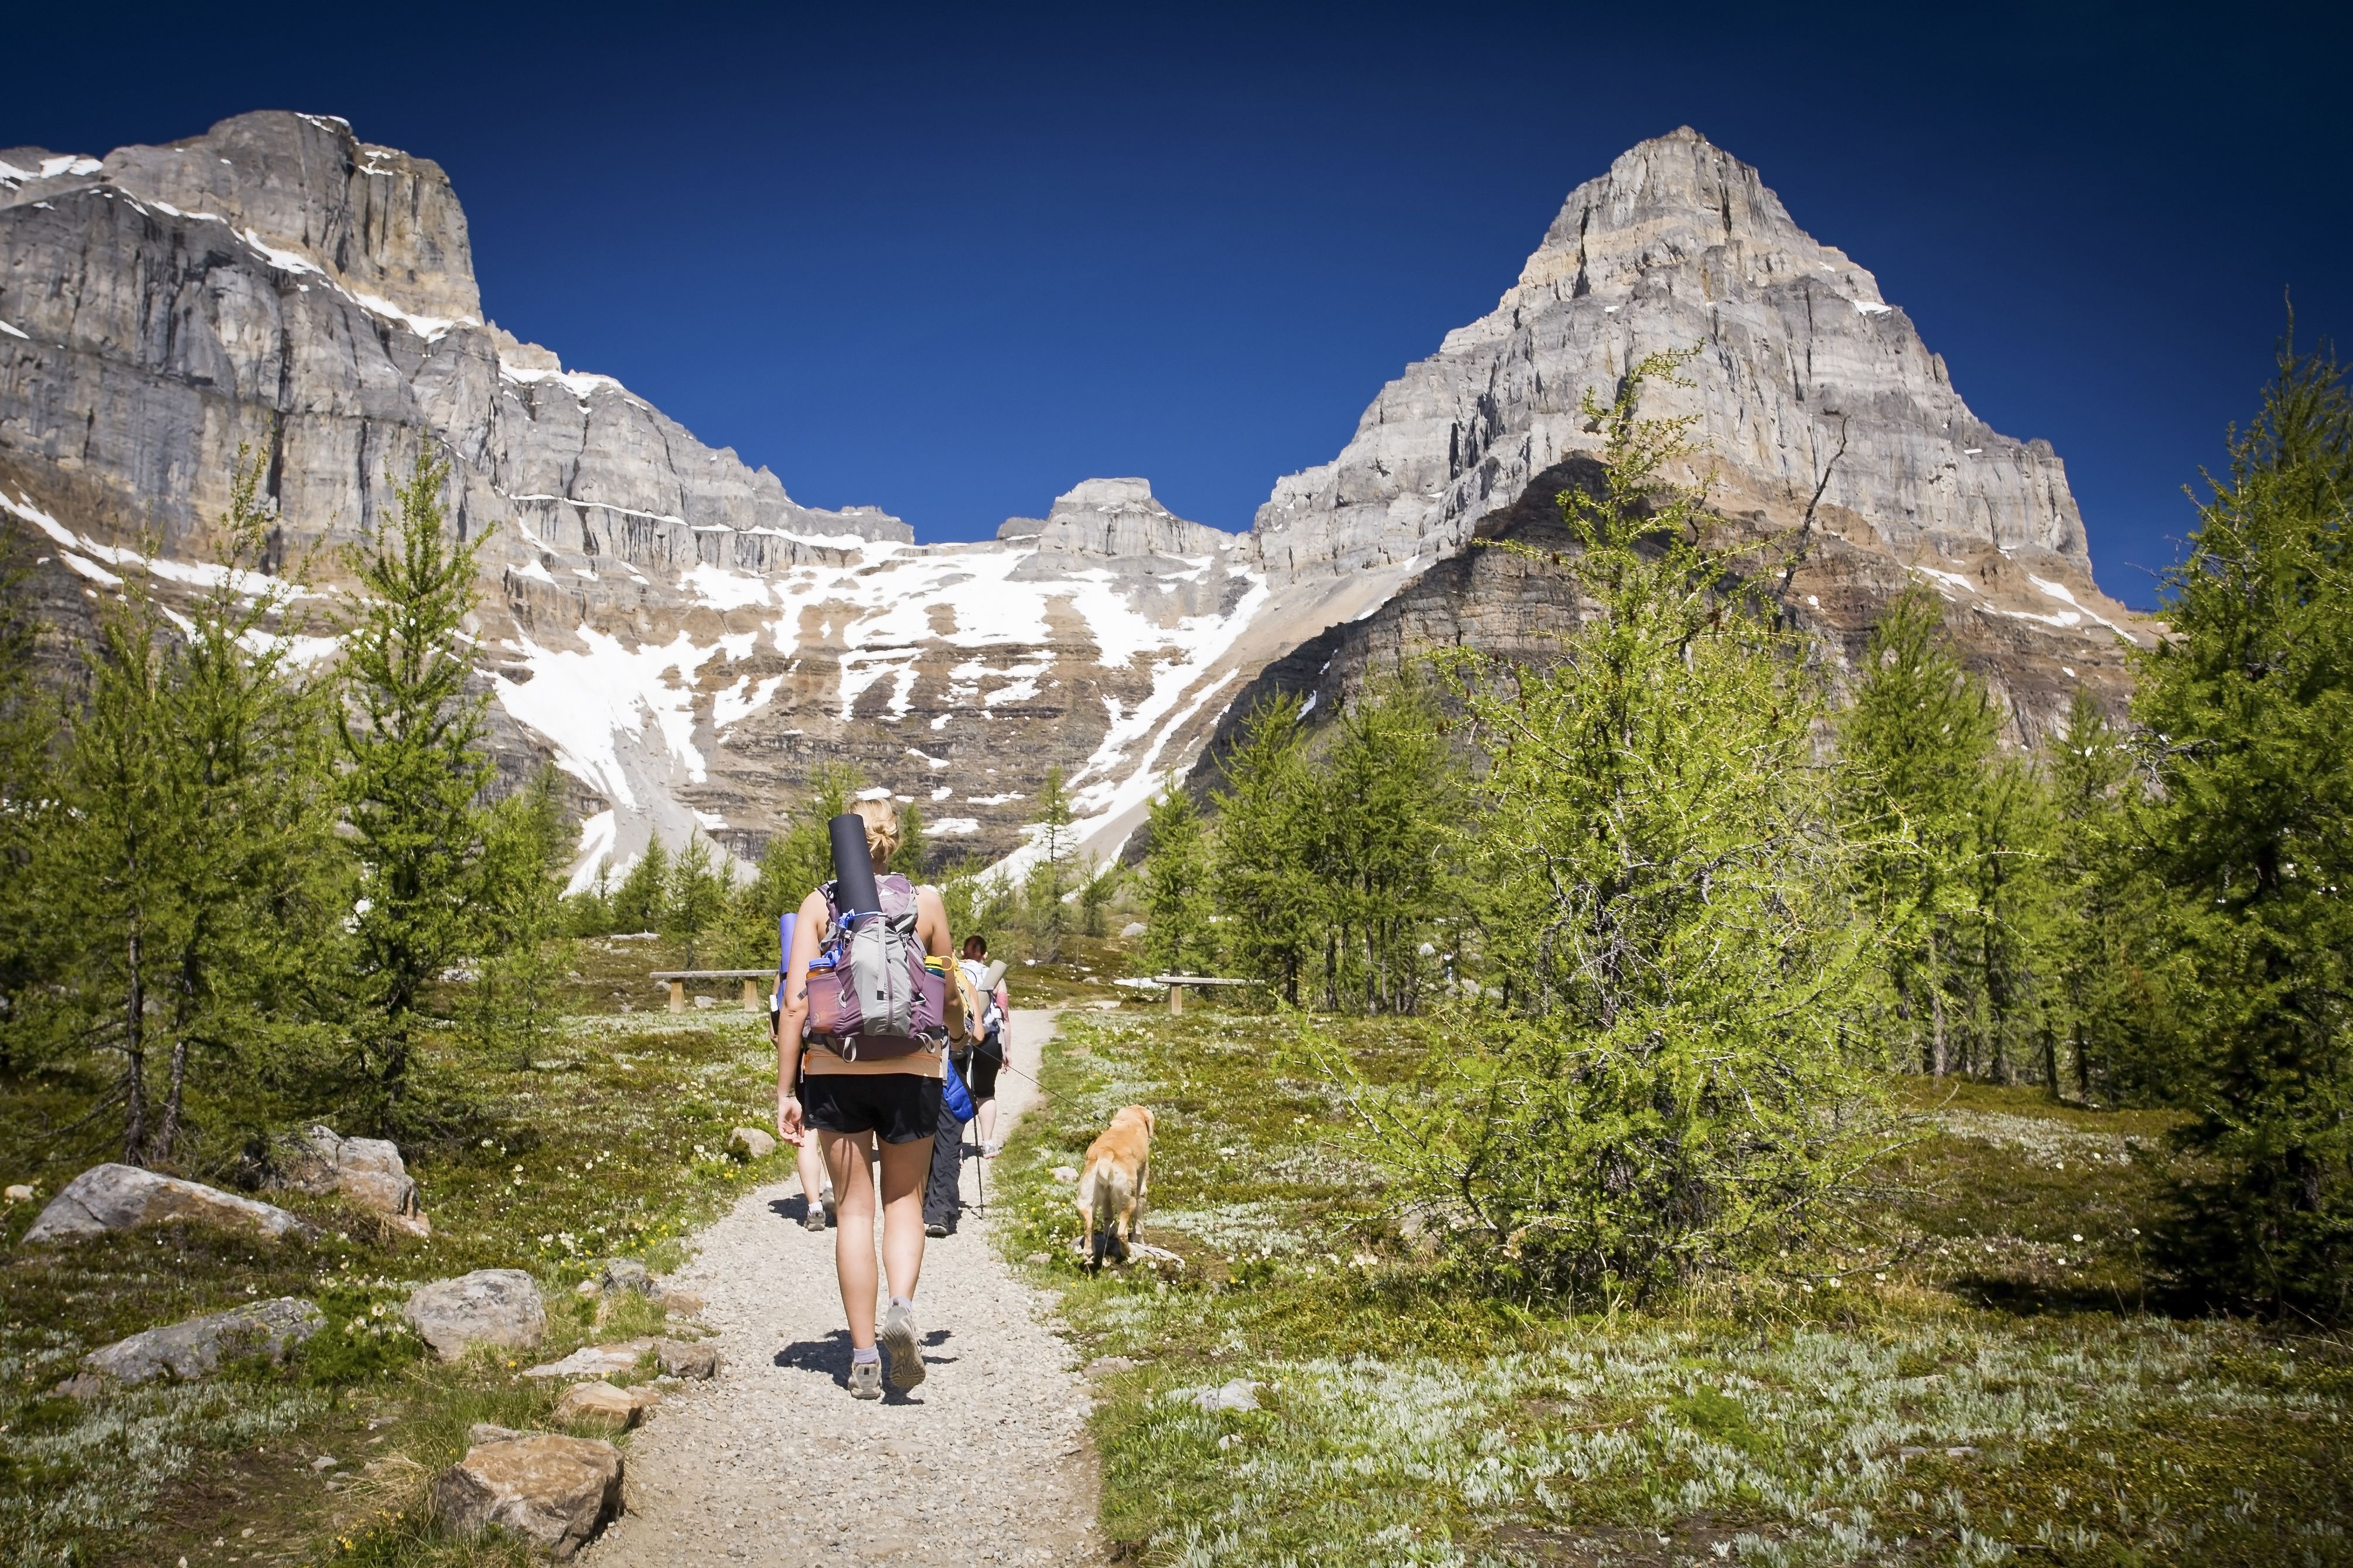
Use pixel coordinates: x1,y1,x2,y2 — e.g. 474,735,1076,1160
1,103,2348,1568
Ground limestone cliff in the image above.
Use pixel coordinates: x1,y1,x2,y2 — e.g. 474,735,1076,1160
0,115,2147,889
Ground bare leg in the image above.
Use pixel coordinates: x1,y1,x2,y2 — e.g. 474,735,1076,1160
797,1134,828,1214
823,1130,881,1348
877,1134,930,1304
976,1097,999,1150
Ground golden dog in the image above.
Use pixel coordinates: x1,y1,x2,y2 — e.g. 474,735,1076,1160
1075,1105,1154,1269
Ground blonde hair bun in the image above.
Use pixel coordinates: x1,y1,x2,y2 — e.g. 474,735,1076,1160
852,797,901,870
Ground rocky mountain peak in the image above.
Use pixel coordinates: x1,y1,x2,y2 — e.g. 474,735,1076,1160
1030,477,1235,560
3,110,479,332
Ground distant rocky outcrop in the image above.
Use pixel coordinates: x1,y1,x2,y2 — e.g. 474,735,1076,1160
0,114,2145,882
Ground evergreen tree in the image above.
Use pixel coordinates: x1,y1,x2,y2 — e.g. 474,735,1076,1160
1353,350,1885,1300
898,799,929,881
1076,853,1121,939
1210,696,1321,1003
663,833,729,968
1303,672,1459,1014
2041,690,2172,1102
2138,333,2353,1318
1140,776,1219,974
609,836,671,935
37,452,340,1162
337,447,493,1112
1024,766,1077,959
468,767,574,1065
1839,585,2002,1075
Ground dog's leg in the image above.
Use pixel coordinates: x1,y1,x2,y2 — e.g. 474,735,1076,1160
1128,1155,1150,1240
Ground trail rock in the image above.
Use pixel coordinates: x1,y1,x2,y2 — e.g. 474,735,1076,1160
470,1423,533,1445
598,1258,660,1298
552,1379,660,1431
523,1339,652,1378
727,1127,776,1160
1173,1378,1263,1413
432,1434,623,1560
403,1269,546,1361
652,1338,718,1379
23,1164,312,1244
279,1126,428,1236
79,1297,323,1386
659,1289,705,1318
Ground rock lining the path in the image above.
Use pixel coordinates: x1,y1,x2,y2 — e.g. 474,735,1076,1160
404,1269,546,1361
433,1434,623,1560
554,1380,661,1431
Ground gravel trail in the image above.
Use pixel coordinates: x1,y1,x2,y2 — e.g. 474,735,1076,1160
584,1009,1097,1566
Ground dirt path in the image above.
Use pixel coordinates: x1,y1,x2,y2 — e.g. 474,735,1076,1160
583,1009,1096,1566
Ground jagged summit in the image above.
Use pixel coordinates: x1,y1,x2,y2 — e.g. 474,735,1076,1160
1,113,2141,889
1251,124,2091,588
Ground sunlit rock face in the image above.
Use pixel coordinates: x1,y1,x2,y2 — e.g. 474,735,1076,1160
0,116,2144,891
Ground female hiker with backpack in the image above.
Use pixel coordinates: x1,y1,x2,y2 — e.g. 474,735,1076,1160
775,799,954,1399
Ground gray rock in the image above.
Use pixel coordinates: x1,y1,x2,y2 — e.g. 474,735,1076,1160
278,1126,428,1236
432,1434,623,1560
727,1127,777,1161
80,1297,324,1386
23,1164,312,1245
522,1339,652,1379
653,1338,719,1379
1171,1378,1262,1413
598,1257,660,1298
403,1269,546,1361
1119,922,1147,939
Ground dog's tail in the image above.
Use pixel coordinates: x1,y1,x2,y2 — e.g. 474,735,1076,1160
1076,1155,1134,1269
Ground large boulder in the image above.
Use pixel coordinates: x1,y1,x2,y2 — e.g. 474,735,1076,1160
431,1434,623,1560
22,1163,312,1244
403,1270,546,1361
727,1126,776,1160
77,1297,324,1388
551,1379,660,1432
278,1126,429,1236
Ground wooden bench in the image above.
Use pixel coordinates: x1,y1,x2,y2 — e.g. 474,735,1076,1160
1151,975,1255,1015
649,969,776,1014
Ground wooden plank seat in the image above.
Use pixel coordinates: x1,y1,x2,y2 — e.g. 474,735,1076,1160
1148,974,1256,1015
649,969,777,1013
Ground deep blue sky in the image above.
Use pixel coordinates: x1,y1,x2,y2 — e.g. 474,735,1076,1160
12,2,2347,608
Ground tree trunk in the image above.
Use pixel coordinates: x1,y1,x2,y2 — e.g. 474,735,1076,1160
1927,929,1948,1079
122,930,148,1165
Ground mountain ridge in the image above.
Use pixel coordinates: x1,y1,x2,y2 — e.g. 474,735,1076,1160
0,112,2147,888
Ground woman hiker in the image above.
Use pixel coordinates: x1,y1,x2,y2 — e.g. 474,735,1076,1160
923,933,1009,1235
775,799,953,1399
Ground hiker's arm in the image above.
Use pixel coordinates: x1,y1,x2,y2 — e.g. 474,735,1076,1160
775,889,827,1141
915,884,952,959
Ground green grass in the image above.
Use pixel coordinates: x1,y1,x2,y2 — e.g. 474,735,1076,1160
0,954,792,1568
997,1009,2353,1567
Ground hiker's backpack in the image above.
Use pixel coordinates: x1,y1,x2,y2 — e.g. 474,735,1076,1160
802,872,946,1060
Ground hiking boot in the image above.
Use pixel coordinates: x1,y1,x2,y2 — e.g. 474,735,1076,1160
981,1140,1004,1158
879,1301,925,1391
802,1203,828,1233
848,1358,882,1400
925,1220,950,1238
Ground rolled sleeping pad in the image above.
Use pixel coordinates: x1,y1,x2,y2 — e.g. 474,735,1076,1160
983,960,1007,993
828,812,882,915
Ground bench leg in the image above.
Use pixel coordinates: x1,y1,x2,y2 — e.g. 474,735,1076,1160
742,978,761,1011
668,980,686,1014
1168,984,1182,1017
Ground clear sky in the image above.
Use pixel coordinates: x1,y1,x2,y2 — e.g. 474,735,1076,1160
10,1,2346,608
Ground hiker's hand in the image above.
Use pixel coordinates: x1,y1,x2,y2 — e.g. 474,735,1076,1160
777,1093,805,1144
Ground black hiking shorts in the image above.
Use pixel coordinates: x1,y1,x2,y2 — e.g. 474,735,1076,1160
804,1074,943,1144
954,1032,1004,1099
